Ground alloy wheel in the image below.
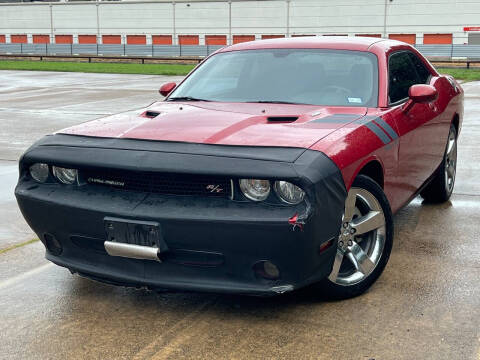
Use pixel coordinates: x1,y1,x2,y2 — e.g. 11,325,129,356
328,187,386,286
444,129,457,195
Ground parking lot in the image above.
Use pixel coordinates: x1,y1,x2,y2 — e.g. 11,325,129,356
0,70,478,360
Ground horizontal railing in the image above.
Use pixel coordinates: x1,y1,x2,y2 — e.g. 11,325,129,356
1,43,480,68
0,43,224,58
1,43,480,59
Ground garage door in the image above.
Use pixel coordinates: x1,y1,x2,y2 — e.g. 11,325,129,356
152,35,172,45
33,35,50,44
102,35,121,44
78,35,96,44
205,35,227,45
468,33,480,45
423,34,452,44
127,35,146,45
389,34,416,44
262,35,285,39
11,35,27,43
55,35,73,44
233,35,255,44
356,34,381,38
178,35,199,45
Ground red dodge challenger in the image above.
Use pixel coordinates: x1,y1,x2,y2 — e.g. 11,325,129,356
16,37,463,298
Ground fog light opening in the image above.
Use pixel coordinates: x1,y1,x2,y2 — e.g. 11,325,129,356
253,260,280,280
44,233,62,256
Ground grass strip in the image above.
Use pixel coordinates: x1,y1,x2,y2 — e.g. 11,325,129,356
0,238,40,255
0,61,479,81
0,60,195,75
437,67,480,82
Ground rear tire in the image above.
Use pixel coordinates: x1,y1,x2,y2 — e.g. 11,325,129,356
317,175,394,300
421,125,457,203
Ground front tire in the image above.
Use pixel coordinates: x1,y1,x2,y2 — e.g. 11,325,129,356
318,175,394,299
421,125,457,203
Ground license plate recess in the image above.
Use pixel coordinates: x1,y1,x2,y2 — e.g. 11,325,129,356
104,217,168,252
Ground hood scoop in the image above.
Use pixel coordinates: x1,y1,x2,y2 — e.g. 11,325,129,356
267,116,298,123
141,110,161,118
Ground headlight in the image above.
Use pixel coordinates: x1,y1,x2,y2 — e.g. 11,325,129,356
52,166,78,185
239,179,270,201
29,163,49,183
274,181,305,204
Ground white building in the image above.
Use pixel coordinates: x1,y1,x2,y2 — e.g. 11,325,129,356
0,0,478,45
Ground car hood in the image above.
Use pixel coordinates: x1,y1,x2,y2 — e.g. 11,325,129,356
58,102,367,149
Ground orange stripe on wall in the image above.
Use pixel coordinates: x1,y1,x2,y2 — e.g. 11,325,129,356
55,35,73,44
33,35,50,44
261,35,285,39
233,35,255,44
389,34,416,45
178,35,199,45
152,35,172,45
127,35,146,45
11,35,27,43
0,35,5,43
102,35,121,44
78,35,97,44
205,35,227,45
356,34,382,38
423,33,452,44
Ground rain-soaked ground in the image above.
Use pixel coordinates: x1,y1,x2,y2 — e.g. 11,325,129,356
0,71,478,360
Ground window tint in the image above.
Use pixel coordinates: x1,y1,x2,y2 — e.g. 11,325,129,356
388,51,432,104
388,52,418,104
170,49,379,107
407,52,431,84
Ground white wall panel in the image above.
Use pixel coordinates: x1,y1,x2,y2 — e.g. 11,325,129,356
0,4,50,34
0,0,477,44
231,1,287,34
98,2,173,34
53,4,97,34
176,2,229,34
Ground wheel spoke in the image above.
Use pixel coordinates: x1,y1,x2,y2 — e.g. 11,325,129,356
328,248,345,282
446,138,455,156
351,210,384,235
447,164,456,179
343,189,358,222
346,241,375,275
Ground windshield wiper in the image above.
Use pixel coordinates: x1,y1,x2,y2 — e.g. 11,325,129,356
249,100,305,105
167,96,211,102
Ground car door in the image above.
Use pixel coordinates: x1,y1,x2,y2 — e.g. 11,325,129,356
386,50,442,203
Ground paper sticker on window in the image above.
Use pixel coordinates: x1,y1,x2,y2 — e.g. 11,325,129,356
348,97,362,103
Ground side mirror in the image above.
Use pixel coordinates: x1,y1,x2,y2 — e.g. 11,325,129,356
403,84,438,113
159,82,176,97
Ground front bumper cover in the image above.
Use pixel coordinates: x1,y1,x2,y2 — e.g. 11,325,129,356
15,134,347,296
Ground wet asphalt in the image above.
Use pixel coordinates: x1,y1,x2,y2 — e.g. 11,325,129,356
0,71,478,360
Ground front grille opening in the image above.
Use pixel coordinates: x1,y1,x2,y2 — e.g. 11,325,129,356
82,168,232,198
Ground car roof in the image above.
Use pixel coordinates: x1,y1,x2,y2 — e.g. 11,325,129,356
219,36,398,53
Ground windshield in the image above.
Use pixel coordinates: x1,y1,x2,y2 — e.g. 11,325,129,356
169,49,378,107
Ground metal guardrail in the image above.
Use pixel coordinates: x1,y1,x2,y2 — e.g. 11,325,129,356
1,43,480,68
1,43,480,59
0,43,224,57
413,44,480,59
0,53,204,65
